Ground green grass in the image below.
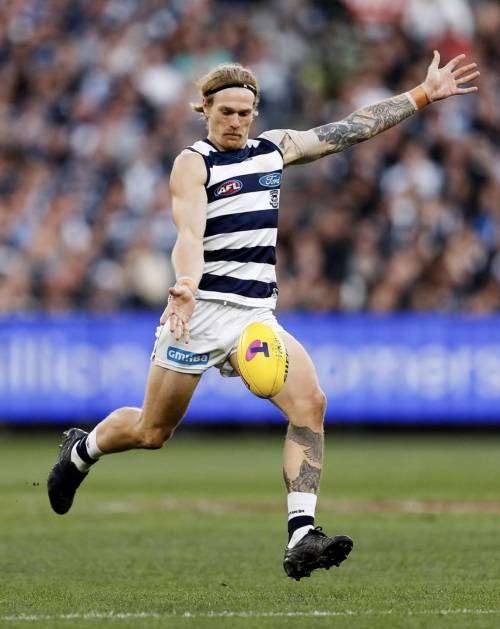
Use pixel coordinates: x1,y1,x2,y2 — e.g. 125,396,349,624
1,431,499,628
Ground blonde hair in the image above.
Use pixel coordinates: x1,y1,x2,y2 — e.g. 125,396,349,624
191,63,260,115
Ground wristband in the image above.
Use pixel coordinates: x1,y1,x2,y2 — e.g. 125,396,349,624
407,85,430,110
176,276,197,295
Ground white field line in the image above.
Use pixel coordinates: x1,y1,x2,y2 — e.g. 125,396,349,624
95,498,500,515
2,609,500,622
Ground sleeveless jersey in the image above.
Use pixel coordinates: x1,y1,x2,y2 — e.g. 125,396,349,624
187,136,283,308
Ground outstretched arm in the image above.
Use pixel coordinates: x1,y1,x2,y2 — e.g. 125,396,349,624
264,51,479,166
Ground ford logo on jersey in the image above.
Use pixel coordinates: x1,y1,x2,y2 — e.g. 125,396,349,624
214,179,243,197
259,173,281,188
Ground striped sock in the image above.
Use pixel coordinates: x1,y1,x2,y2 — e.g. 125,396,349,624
287,492,317,548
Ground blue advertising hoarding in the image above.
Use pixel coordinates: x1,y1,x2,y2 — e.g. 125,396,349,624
0,313,498,424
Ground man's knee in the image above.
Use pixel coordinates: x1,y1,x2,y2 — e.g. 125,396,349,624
134,413,175,449
316,388,327,415
310,388,327,429
288,387,327,429
136,426,174,449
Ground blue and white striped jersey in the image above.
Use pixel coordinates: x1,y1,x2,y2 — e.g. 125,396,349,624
187,136,283,308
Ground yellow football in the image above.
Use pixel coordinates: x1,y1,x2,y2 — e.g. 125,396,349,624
236,322,289,398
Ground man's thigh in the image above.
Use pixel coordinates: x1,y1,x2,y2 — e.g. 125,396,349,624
141,364,201,432
228,330,323,416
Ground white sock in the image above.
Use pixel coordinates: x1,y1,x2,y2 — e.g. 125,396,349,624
288,525,315,549
287,492,317,548
86,428,103,460
70,429,104,472
70,445,92,472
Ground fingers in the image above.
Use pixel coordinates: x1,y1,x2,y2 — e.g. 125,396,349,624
431,50,440,67
456,86,479,94
166,311,191,342
169,312,178,334
172,312,191,343
453,62,477,78
182,320,190,345
160,300,172,324
453,60,480,92
175,317,184,341
455,70,480,85
445,53,466,72
169,312,183,340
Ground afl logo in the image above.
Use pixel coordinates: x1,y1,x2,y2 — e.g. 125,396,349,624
215,179,243,197
259,173,281,188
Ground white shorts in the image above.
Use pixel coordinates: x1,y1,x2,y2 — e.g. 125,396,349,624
151,300,285,377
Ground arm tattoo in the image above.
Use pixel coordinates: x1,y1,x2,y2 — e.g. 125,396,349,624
286,425,323,465
284,460,321,493
313,93,415,155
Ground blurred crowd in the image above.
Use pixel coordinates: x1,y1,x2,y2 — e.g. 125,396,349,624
0,0,498,314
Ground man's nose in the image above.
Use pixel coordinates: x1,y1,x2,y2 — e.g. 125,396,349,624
229,114,240,128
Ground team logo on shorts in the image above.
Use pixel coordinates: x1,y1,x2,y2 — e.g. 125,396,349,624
259,173,281,188
167,347,210,365
245,339,270,361
214,179,243,197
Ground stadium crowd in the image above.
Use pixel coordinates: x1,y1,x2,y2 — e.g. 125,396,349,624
0,0,498,314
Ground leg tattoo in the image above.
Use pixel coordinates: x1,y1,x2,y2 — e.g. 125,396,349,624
286,425,323,464
283,424,323,493
285,460,321,492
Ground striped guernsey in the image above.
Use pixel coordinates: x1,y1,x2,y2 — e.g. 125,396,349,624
187,136,283,308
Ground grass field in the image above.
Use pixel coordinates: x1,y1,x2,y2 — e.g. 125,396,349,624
1,429,499,628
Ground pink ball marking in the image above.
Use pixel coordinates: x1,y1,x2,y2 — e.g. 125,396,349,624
245,339,262,361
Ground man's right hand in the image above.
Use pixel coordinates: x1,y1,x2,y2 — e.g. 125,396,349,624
421,50,479,103
160,284,196,344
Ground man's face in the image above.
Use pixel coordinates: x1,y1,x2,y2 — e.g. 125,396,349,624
204,88,256,151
